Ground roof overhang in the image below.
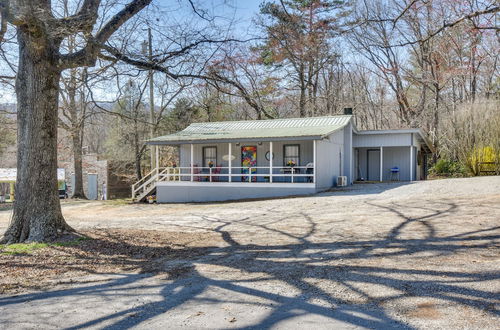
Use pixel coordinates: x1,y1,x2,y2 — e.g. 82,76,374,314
356,128,435,153
147,135,324,145
146,116,353,146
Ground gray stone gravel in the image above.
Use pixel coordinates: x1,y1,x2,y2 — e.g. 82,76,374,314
0,176,499,329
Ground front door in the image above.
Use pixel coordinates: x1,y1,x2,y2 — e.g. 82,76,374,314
87,173,98,200
241,146,257,182
367,149,380,181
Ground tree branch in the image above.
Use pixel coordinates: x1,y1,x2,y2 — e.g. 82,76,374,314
385,6,500,47
55,0,101,37
0,6,7,44
58,0,152,69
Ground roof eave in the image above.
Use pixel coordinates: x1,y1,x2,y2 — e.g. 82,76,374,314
146,135,324,145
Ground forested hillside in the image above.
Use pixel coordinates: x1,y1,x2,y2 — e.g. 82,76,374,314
0,0,498,186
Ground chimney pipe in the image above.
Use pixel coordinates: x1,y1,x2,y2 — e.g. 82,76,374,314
343,107,353,115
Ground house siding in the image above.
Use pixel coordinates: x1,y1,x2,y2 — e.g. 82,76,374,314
343,122,353,184
353,133,413,148
316,129,344,190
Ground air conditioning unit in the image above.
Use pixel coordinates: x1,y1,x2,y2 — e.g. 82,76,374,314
337,176,347,187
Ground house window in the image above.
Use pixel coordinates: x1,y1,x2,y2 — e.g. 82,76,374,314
203,146,217,168
283,144,300,166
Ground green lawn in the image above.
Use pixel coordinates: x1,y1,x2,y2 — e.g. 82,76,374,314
0,237,90,255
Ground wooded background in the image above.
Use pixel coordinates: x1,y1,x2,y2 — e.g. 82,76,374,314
1,0,498,184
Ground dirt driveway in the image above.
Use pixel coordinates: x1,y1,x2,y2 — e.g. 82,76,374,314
0,177,499,329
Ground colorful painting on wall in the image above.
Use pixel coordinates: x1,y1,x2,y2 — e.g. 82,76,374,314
241,146,257,182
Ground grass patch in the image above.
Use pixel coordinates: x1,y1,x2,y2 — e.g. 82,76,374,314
0,243,49,255
104,198,133,206
0,237,91,255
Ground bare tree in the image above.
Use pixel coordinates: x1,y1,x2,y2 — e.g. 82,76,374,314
257,0,353,117
207,45,279,120
59,67,93,199
0,0,152,243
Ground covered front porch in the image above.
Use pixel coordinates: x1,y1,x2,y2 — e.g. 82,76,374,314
133,139,319,202
177,140,316,183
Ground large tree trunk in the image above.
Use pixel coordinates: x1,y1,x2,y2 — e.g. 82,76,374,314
1,28,72,243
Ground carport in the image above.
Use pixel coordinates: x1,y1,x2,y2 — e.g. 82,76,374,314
352,129,434,182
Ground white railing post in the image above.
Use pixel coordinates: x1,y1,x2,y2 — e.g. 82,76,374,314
228,143,232,182
291,167,294,183
269,141,273,183
313,140,317,184
409,145,413,181
249,167,251,183
190,143,194,182
209,167,212,182
349,122,353,184
380,146,383,182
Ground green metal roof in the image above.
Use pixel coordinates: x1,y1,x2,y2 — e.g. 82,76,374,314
148,115,352,145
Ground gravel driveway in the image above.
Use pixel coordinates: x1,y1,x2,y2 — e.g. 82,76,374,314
0,177,499,329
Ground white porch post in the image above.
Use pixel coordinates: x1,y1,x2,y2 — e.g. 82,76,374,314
349,124,353,184
228,142,232,182
409,146,413,181
269,141,273,183
313,140,317,184
190,143,194,182
155,145,159,173
379,146,383,182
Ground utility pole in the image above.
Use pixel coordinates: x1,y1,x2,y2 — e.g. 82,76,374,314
147,27,155,171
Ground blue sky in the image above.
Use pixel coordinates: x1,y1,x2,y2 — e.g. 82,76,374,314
233,0,262,19
0,0,266,103
202,0,264,37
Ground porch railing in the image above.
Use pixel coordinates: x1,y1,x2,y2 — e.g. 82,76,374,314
160,166,314,183
132,166,314,200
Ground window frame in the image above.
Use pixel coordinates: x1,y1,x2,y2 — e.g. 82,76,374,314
283,144,300,166
202,146,217,168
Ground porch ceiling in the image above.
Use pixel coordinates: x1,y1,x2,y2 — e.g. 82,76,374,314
146,115,352,145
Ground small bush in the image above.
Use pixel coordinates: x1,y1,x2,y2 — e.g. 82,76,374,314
430,159,467,177
466,146,499,175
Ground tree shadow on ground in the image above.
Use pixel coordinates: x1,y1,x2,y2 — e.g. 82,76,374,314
0,199,499,329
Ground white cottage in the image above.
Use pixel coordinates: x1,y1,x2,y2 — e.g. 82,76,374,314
133,114,433,203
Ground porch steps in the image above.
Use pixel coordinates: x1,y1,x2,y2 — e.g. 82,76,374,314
132,167,175,202
134,185,156,203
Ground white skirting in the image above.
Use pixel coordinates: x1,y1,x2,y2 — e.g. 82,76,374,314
156,182,317,203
